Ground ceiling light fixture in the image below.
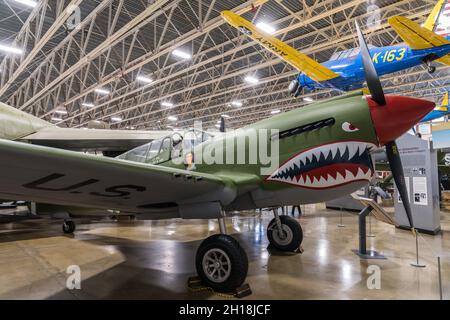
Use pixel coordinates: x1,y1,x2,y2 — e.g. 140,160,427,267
303,97,314,102
161,101,174,107
82,102,95,107
14,0,37,8
256,22,276,34
111,116,122,122
271,109,281,114
167,116,178,121
95,88,110,95
0,44,23,55
136,75,153,84
172,49,191,59
244,75,259,85
231,101,243,107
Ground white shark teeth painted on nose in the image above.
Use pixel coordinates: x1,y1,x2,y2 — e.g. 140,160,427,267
267,141,375,189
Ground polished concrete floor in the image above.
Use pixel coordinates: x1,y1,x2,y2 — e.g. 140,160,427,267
0,204,449,300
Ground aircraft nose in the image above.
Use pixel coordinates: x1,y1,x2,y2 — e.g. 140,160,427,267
367,95,435,145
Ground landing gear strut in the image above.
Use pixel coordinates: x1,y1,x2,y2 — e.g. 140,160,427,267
62,220,75,234
195,217,248,293
267,208,303,252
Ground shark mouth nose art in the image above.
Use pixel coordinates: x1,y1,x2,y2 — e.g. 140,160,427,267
266,141,375,189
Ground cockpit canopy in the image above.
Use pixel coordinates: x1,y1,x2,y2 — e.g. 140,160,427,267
329,44,378,61
116,129,214,164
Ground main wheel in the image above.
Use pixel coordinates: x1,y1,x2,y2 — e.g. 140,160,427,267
62,220,76,234
195,234,248,293
267,215,303,252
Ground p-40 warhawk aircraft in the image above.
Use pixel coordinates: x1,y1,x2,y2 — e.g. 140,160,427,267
0,24,434,293
222,0,450,94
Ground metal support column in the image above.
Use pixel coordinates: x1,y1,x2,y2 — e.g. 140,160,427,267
352,206,386,259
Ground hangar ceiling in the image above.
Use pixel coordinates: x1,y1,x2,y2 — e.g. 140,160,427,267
0,0,445,131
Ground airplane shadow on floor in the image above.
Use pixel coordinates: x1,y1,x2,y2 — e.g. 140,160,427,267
49,230,279,300
0,216,393,299
0,220,271,299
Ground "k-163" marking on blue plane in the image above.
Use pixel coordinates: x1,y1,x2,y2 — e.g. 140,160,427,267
222,0,450,95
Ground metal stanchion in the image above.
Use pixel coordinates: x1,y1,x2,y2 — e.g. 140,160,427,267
337,207,345,227
367,214,375,237
410,231,426,268
438,256,443,300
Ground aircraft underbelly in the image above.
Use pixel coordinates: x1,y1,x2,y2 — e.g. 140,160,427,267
270,180,368,205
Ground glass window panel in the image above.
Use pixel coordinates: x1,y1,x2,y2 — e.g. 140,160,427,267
147,140,161,160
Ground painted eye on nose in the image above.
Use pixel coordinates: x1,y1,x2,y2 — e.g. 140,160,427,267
342,122,359,132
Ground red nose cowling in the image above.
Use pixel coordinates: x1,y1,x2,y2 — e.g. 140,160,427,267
367,95,435,146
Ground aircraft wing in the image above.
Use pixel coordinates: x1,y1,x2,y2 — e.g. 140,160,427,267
0,102,170,152
21,127,171,152
388,16,450,49
221,11,339,82
0,139,235,215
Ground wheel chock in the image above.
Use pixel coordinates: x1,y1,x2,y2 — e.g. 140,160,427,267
187,276,252,298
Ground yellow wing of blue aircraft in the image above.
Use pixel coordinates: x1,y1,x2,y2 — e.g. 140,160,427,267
222,1,450,95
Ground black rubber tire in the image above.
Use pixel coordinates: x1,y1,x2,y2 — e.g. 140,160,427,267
428,65,436,74
195,234,248,293
62,220,76,234
267,215,303,252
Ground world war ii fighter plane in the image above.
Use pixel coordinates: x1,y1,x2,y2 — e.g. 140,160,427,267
222,0,450,94
0,23,434,293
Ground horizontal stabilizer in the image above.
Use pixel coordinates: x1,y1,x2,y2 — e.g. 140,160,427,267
388,16,450,50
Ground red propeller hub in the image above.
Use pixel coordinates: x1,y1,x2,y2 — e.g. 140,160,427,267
367,95,435,146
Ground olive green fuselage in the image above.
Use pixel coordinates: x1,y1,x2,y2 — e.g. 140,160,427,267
160,92,379,210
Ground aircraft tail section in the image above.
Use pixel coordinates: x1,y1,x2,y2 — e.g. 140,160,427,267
424,0,450,38
388,16,450,49
437,91,449,111
388,14,450,66
0,102,51,140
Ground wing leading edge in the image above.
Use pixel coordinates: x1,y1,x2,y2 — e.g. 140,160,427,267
221,11,339,82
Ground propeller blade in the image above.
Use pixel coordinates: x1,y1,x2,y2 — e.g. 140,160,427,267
385,141,414,229
355,21,386,106
220,116,225,133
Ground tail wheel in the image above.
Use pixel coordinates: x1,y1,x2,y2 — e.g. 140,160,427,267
288,79,300,95
267,215,303,252
195,234,248,293
428,65,436,74
62,220,75,234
